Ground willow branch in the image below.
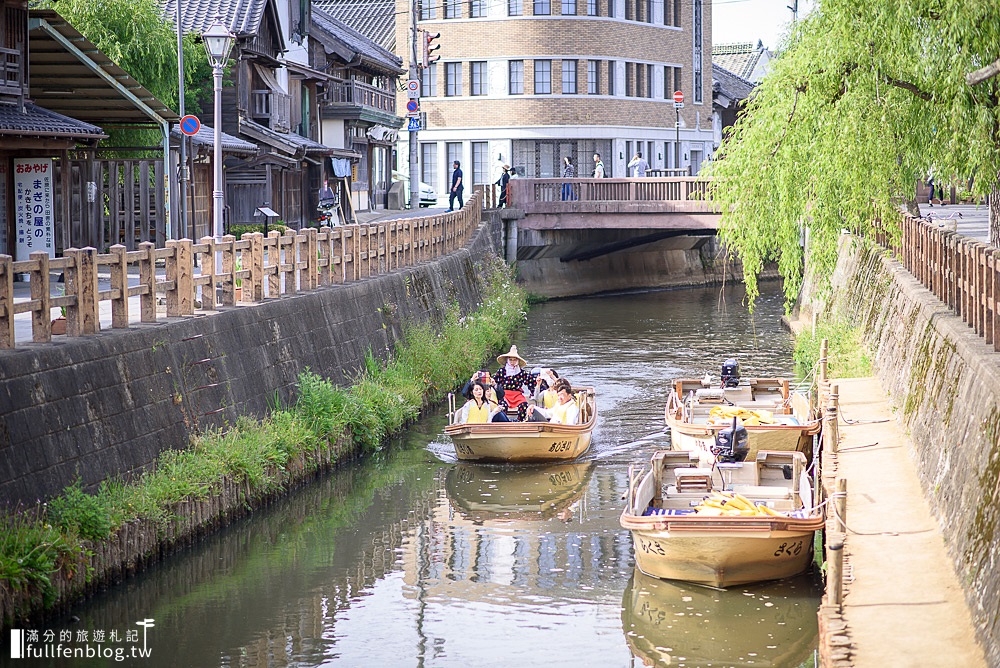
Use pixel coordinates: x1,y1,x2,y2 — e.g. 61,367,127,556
882,75,933,101
967,57,1000,86
770,89,800,158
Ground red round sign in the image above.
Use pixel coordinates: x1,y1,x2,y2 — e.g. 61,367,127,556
179,114,201,136
673,90,684,104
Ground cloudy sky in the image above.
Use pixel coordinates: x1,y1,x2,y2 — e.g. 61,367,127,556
712,0,815,49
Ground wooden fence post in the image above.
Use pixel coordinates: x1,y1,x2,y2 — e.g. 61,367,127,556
0,255,13,348
302,229,317,290
250,232,264,301
826,383,840,454
318,227,332,286
138,242,156,322
165,240,180,316
29,251,51,343
200,237,216,311
177,238,193,315
267,231,282,297
77,247,99,334
220,235,235,306
110,245,129,328
828,531,845,608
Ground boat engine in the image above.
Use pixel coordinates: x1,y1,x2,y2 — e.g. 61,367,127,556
712,416,749,463
720,358,740,388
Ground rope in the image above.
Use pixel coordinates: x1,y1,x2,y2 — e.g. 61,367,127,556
827,490,935,536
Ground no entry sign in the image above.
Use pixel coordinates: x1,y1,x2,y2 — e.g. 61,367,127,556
672,90,684,104
179,115,201,136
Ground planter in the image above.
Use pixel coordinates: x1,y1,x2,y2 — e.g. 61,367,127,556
235,286,243,302
51,317,67,335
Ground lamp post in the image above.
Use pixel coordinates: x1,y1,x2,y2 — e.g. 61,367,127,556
202,17,235,239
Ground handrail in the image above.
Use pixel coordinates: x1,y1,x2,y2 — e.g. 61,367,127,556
0,192,484,349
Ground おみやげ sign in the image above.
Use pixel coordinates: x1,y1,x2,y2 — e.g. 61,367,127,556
15,158,55,260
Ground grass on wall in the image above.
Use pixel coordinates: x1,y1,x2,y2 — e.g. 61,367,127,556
0,255,527,625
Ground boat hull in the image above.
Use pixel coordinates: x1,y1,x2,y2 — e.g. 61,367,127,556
622,516,821,588
444,425,593,462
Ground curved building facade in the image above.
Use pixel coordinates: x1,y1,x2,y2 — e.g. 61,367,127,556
395,0,715,198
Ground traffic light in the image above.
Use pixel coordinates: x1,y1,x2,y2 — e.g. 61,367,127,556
421,31,441,68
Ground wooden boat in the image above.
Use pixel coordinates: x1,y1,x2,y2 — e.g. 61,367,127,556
444,387,597,462
665,377,820,467
445,462,594,522
622,568,820,667
620,449,824,588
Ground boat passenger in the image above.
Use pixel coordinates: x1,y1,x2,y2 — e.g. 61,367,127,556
533,368,560,409
494,345,534,421
526,378,580,425
461,368,501,406
456,381,505,424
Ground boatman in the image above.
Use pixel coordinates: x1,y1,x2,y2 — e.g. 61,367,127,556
494,345,534,421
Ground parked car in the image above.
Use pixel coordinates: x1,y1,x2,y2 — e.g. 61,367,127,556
392,171,437,207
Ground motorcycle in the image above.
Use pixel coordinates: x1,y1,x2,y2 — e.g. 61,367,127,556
318,194,340,226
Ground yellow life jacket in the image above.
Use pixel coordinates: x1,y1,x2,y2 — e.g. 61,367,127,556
467,401,491,424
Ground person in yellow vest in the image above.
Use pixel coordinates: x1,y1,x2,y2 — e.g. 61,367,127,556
532,368,560,409
457,381,506,423
526,378,580,425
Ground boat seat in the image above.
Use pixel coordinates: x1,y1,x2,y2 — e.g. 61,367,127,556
731,484,792,499
674,467,714,493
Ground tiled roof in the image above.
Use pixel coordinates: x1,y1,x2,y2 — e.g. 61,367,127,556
162,0,268,37
0,102,105,139
240,119,336,155
712,63,754,103
314,0,395,53
170,125,259,154
311,5,403,74
712,42,769,82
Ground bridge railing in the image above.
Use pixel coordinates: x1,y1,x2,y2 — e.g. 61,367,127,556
0,192,483,349
508,177,712,212
875,211,1000,352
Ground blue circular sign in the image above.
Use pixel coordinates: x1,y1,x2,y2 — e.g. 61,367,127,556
180,114,201,136
405,100,419,113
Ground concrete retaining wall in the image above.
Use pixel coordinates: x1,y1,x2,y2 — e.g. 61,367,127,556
806,235,1000,665
0,223,498,507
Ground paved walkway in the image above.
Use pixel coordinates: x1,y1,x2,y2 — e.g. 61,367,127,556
916,202,989,243
832,376,986,666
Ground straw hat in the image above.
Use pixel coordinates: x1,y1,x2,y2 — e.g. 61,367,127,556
497,345,526,366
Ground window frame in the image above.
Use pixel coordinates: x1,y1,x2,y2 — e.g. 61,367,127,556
471,61,488,96
509,60,524,95
445,62,463,96
534,59,552,94
562,59,578,94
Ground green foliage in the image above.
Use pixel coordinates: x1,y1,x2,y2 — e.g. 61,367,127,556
708,0,1000,311
0,512,83,613
45,482,113,541
228,223,289,239
794,318,872,379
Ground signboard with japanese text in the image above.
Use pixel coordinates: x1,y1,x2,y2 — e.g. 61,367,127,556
14,158,55,260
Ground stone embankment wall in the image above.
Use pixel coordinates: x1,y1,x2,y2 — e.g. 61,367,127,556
802,235,1000,665
0,223,497,507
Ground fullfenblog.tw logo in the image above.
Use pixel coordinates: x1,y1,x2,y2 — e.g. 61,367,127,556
10,619,154,661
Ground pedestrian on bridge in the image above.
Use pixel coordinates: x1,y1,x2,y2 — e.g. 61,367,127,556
448,160,464,211
628,151,649,177
593,153,605,178
561,156,577,201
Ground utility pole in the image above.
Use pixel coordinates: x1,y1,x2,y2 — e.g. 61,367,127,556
408,0,419,209
176,0,188,237
787,0,798,24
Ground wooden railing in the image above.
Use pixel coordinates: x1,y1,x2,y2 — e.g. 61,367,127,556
251,89,292,132
325,79,396,114
0,46,21,100
875,212,1000,351
508,177,713,214
0,193,483,349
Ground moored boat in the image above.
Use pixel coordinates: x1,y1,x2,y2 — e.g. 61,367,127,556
444,387,597,462
620,449,824,588
665,376,820,466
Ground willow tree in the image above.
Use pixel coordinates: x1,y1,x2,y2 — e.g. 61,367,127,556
708,0,1000,310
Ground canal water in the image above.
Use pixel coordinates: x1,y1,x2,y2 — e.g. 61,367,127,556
13,283,821,667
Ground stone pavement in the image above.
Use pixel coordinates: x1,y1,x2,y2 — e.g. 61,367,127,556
916,202,989,243
830,376,986,667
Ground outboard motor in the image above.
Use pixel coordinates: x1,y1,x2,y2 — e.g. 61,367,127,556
720,358,740,388
712,416,749,463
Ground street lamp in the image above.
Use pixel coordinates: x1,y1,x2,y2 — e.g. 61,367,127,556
203,16,235,239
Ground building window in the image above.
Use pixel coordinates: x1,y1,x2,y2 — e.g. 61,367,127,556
607,60,615,95
625,61,634,97
470,0,485,17
533,0,550,15
421,63,437,97
509,0,523,14
562,60,577,94
587,60,599,94
663,0,670,25
624,0,632,20
673,0,680,27
447,142,462,172
607,0,615,18
587,0,597,14
509,60,524,95
646,63,654,98
471,61,488,95
693,0,703,103
472,142,489,183
561,0,576,14
421,143,437,186
445,62,462,96
445,0,461,18
419,0,436,19
534,60,551,94
674,66,682,98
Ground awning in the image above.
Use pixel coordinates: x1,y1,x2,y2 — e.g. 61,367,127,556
284,60,337,82
254,63,285,94
240,118,344,157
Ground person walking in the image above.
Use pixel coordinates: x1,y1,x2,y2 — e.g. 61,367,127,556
627,151,649,177
447,160,464,211
592,153,605,178
561,156,577,201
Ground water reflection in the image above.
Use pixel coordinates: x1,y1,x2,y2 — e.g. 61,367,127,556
444,462,594,523
622,568,821,667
